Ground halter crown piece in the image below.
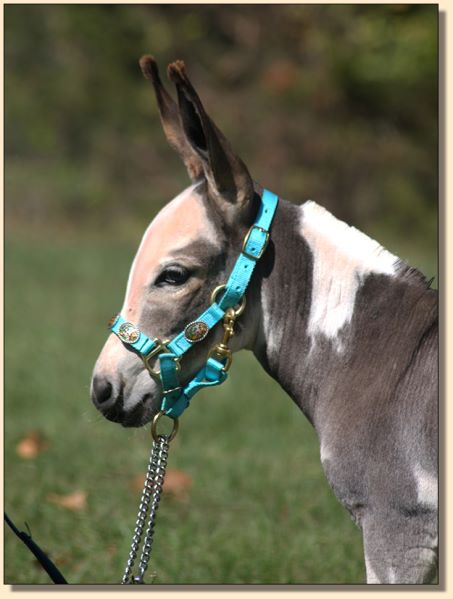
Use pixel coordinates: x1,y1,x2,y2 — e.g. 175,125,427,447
108,189,279,420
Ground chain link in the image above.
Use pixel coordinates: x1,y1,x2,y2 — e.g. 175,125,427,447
122,434,170,584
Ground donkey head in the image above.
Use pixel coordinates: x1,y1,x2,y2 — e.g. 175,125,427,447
91,57,262,427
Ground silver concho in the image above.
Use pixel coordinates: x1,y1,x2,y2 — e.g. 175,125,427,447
118,322,141,344
184,320,209,343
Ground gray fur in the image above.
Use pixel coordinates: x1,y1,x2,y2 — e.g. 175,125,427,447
91,59,438,584
252,197,438,584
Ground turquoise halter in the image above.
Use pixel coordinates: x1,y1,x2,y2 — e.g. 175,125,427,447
108,189,279,420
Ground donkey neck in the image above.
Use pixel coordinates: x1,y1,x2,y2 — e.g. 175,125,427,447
252,196,408,424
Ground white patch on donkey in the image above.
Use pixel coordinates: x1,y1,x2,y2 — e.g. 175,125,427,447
122,183,218,316
261,285,284,359
413,464,438,509
300,201,398,350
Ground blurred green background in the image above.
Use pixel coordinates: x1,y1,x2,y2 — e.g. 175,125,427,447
5,4,437,585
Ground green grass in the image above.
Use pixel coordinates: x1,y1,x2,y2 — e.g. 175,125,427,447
5,228,436,585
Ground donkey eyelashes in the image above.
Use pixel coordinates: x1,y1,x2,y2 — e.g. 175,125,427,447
154,264,192,287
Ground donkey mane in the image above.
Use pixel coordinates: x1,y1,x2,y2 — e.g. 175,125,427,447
91,56,438,585
301,199,433,290
397,263,435,288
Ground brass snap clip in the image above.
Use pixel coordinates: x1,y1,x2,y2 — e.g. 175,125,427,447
208,307,239,372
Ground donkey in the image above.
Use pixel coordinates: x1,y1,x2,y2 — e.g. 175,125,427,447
91,57,438,584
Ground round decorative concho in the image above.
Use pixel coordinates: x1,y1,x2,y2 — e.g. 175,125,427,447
184,320,209,343
118,322,141,344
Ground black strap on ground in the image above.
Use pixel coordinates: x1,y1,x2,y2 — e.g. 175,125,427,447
4,512,68,584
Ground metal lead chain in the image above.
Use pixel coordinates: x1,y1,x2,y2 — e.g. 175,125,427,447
122,434,170,584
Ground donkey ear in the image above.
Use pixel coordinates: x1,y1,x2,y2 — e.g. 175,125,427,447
167,60,255,222
139,55,204,182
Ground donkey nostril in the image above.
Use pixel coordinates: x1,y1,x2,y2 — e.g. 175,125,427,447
92,376,113,406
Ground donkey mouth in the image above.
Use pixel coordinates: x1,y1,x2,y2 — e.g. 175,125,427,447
103,392,157,428
91,368,162,428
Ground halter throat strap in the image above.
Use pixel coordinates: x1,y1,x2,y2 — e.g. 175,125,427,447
108,189,279,419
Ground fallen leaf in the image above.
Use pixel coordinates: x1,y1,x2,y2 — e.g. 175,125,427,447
163,469,192,498
54,551,74,567
16,431,49,459
129,473,146,493
47,491,87,511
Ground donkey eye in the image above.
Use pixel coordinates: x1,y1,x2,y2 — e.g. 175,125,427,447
155,265,191,287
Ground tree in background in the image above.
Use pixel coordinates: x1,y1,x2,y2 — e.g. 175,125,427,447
5,4,437,255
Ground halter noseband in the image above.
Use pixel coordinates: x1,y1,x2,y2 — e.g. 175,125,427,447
107,189,279,419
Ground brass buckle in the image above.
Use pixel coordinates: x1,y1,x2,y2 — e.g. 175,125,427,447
242,225,269,261
142,339,180,381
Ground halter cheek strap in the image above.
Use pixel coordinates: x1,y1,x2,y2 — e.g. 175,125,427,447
108,189,279,419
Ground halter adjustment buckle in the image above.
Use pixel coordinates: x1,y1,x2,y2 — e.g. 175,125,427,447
242,225,269,261
142,340,180,380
